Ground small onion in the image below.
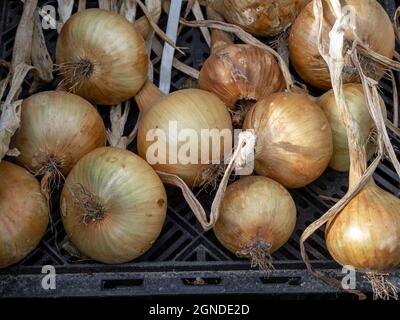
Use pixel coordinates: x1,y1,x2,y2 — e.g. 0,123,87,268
317,83,386,172
289,0,395,89
0,161,49,268
56,9,148,105
11,91,106,191
243,92,333,188
137,82,233,187
60,147,167,264
199,44,284,109
214,0,310,36
214,176,296,269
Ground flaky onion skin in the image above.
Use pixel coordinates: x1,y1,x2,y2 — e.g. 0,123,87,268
318,83,386,172
326,181,400,273
56,9,148,105
214,176,296,255
243,92,333,188
138,89,233,187
221,0,310,36
11,91,106,177
289,0,395,90
60,147,167,264
0,162,49,268
198,44,285,108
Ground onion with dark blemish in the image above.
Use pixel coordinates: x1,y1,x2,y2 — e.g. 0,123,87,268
60,147,167,264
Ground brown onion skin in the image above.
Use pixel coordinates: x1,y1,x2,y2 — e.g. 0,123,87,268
56,9,148,105
0,162,49,268
243,92,333,188
11,91,106,176
138,89,233,187
214,176,296,254
198,44,285,108
221,0,310,36
289,0,395,90
326,181,400,273
60,147,167,264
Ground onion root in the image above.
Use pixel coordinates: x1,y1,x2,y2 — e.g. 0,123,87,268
237,240,274,272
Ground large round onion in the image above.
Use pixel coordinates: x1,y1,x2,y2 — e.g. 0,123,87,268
289,0,395,89
11,91,106,184
60,147,167,264
216,0,310,36
56,9,148,105
0,162,49,268
326,180,400,274
137,84,233,187
199,44,284,109
214,176,296,269
243,92,333,188
318,83,386,172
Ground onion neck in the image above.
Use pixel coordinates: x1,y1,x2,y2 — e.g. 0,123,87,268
133,16,152,40
207,7,233,53
348,145,368,189
134,80,165,114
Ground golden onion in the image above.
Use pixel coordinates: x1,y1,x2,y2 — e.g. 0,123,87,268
60,147,167,264
0,162,49,268
213,0,310,36
11,91,106,191
243,92,333,188
214,176,296,270
137,82,233,187
318,83,386,172
199,43,284,109
289,0,395,89
56,9,148,105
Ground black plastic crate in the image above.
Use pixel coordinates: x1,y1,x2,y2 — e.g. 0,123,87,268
0,0,400,298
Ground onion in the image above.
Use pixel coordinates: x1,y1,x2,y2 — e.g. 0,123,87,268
289,0,395,89
242,92,333,188
56,9,148,105
198,30,284,110
318,83,386,172
214,176,296,270
211,0,310,36
60,147,167,264
11,91,106,195
136,82,233,187
326,180,400,276
0,161,48,268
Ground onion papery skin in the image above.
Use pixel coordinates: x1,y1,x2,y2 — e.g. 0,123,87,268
198,44,285,109
326,181,400,273
138,89,233,187
214,176,296,255
0,162,49,268
221,0,310,36
56,9,148,105
60,147,167,264
289,0,395,90
243,92,333,188
318,83,386,172
11,91,106,177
